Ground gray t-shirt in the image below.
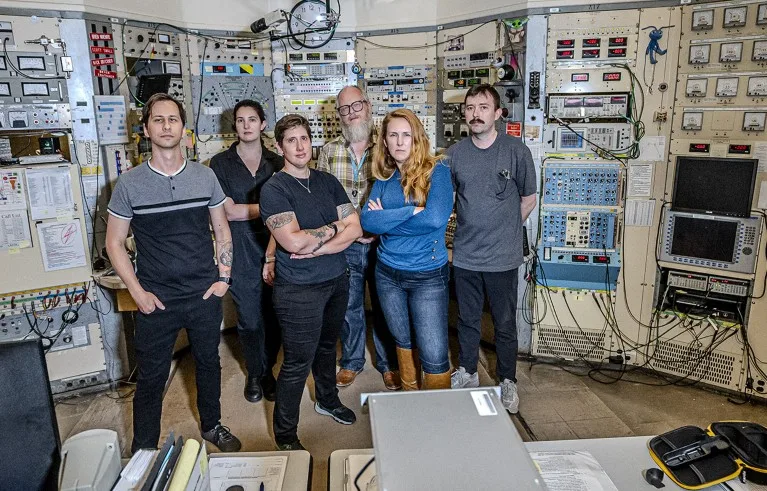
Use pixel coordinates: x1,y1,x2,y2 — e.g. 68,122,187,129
448,133,537,272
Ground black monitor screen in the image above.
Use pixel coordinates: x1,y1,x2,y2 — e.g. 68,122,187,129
670,216,737,263
672,156,757,217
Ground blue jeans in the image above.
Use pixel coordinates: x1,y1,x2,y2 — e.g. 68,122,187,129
375,261,450,374
340,242,397,373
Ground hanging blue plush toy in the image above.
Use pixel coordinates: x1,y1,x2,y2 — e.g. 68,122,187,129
642,25,674,64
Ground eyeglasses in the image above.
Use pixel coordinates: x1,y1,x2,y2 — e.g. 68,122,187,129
337,100,367,116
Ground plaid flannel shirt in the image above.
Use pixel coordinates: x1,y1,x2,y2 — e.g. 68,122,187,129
316,134,376,211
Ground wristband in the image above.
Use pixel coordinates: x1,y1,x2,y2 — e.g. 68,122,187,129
265,256,276,263
218,276,232,285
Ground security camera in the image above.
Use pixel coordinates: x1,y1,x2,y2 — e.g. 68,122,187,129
250,9,286,34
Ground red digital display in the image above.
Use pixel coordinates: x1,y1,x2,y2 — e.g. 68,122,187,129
212,65,226,73
582,38,601,47
571,73,589,82
571,255,589,263
608,48,627,57
556,50,575,59
689,143,710,153
609,37,628,46
728,144,751,154
582,49,601,58
603,72,622,81
592,256,611,264
557,39,575,47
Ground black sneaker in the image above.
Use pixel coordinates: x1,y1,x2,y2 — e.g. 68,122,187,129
244,375,263,403
261,372,277,402
202,424,241,452
314,401,356,425
276,439,306,451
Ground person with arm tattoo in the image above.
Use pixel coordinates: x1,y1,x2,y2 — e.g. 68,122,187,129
105,93,240,454
360,109,454,391
260,114,362,451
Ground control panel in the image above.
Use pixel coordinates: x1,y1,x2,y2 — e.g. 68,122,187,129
536,247,622,290
659,211,761,275
440,51,498,89
547,93,630,120
542,123,633,156
122,27,183,60
274,95,341,147
0,51,71,130
540,208,618,249
191,76,275,136
542,163,621,206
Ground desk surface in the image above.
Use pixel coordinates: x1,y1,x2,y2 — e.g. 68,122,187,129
329,438,767,491
211,450,311,491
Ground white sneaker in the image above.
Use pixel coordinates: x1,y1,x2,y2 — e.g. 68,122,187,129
451,366,479,389
500,378,519,414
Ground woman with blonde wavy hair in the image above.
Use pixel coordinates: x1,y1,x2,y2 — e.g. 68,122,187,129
360,108,453,390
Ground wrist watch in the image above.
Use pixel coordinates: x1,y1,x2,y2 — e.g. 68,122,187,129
265,256,276,263
218,276,232,285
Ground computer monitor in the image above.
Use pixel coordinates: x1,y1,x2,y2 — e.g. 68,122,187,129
671,156,757,218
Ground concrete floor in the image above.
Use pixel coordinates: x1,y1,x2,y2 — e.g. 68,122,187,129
56,330,767,491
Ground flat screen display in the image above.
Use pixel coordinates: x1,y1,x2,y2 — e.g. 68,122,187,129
670,216,737,263
672,156,757,217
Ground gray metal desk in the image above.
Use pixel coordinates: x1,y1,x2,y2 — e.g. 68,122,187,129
211,450,311,491
330,438,767,491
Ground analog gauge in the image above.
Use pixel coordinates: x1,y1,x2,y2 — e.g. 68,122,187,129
715,77,739,97
723,6,747,27
686,78,708,97
743,112,766,131
689,44,711,64
747,76,767,96
753,41,767,61
719,42,743,62
691,10,714,30
682,112,704,130
758,4,767,25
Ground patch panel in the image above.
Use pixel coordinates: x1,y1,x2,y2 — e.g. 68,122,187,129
540,209,618,250
542,163,621,206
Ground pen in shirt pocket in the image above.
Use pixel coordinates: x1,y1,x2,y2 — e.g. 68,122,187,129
499,169,511,180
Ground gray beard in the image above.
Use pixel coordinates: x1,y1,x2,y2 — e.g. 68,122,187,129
342,117,374,143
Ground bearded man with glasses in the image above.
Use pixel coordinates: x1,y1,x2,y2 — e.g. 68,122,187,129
316,86,401,391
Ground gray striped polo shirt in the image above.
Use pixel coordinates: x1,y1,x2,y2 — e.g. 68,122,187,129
108,160,226,300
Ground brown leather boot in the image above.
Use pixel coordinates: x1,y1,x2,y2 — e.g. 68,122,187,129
422,371,451,390
396,347,420,391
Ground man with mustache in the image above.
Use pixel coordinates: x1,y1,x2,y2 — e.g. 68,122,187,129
106,93,241,453
316,86,400,390
447,84,537,414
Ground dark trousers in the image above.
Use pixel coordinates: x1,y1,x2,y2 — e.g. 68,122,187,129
339,241,397,373
132,295,223,452
272,273,349,444
229,231,281,379
454,267,519,382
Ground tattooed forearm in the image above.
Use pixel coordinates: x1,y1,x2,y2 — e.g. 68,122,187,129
218,239,233,267
303,225,331,239
265,211,295,231
338,203,355,219
311,240,325,253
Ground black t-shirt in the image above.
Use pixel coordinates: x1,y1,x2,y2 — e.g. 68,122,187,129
260,169,350,285
209,142,283,239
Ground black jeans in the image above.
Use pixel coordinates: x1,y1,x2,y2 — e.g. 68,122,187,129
229,230,281,379
131,294,223,452
272,273,349,444
454,267,519,382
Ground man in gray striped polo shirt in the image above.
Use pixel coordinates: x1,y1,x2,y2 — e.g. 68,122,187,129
106,93,241,453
